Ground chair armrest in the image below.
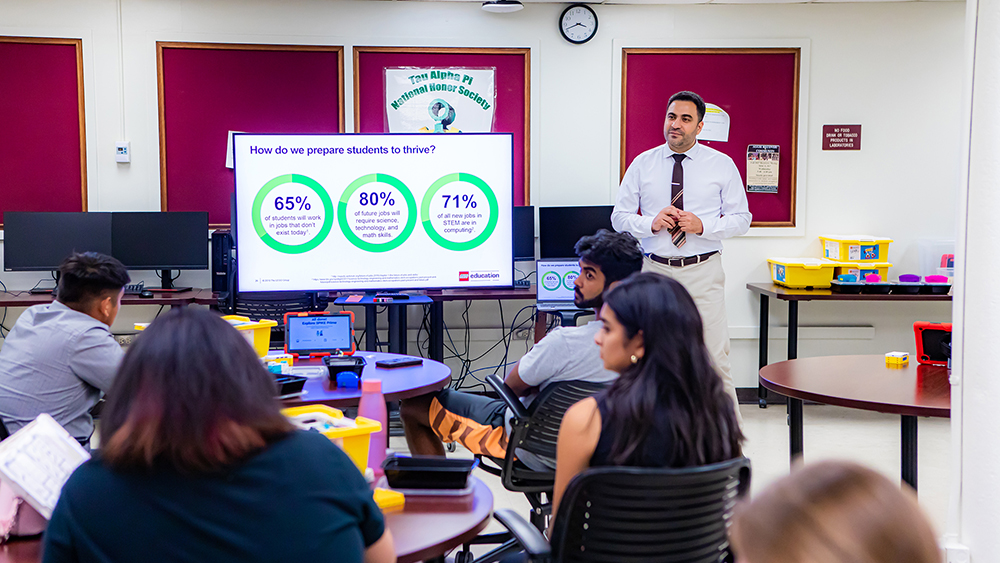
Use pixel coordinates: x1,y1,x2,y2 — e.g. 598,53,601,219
486,374,530,420
475,454,504,477
493,508,552,562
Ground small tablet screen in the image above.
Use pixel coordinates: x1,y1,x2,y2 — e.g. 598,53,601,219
286,314,353,354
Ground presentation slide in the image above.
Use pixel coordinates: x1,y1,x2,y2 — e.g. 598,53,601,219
234,133,513,292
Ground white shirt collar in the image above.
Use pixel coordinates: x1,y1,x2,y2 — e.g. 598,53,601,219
666,142,701,161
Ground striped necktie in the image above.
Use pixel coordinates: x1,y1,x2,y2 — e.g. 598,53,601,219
669,153,686,249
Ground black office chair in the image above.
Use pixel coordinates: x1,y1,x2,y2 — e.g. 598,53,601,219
494,457,752,563
232,291,330,346
455,374,608,563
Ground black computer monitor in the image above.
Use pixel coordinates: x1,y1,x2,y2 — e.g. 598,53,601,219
538,205,614,259
513,206,535,261
111,212,209,290
3,212,113,272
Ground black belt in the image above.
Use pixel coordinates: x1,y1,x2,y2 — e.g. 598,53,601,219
647,250,719,268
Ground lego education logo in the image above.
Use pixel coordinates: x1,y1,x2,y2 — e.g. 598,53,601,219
459,270,499,282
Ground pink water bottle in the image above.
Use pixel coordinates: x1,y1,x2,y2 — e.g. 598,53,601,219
357,378,388,475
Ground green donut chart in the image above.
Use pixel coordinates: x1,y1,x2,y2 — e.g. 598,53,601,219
252,174,334,254
337,173,417,253
541,271,562,291
562,270,579,291
420,172,499,252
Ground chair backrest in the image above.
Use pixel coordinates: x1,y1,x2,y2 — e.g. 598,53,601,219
515,380,609,461
549,457,751,563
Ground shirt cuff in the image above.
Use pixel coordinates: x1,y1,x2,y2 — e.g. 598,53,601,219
699,215,720,240
641,215,657,236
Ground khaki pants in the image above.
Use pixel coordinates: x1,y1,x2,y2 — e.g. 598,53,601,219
642,253,743,426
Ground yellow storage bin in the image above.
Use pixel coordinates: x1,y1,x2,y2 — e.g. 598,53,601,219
768,257,837,289
819,235,893,262
281,405,382,473
826,260,892,280
221,315,278,357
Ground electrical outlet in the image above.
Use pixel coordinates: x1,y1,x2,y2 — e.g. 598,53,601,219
514,328,533,340
114,334,135,347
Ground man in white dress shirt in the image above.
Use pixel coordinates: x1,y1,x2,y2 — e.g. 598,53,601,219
611,90,751,423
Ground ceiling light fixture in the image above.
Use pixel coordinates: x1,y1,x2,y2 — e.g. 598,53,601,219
482,0,524,13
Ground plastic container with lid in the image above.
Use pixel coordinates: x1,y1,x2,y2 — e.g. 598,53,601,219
819,235,893,262
281,405,382,473
136,315,277,357
767,257,837,289
221,315,278,357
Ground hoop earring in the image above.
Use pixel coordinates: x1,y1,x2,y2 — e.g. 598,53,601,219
630,355,639,364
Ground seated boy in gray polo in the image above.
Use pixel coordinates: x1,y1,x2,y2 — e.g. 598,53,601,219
0,252,130,445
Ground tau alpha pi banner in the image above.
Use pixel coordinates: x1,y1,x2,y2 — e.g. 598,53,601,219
385,67,496,133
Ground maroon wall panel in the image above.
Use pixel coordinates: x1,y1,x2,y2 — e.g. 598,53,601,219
160,45,343,225
623,50,799,225
0,39,84,225
355,49,528,206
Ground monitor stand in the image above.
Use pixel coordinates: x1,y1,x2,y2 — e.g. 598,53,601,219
28,273,59,295
149,269,192,293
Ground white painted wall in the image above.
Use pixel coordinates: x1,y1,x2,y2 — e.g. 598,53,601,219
948,0,1000,554
0,0,962,387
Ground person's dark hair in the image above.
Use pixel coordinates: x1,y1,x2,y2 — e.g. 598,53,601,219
599,272,743,466
100,307,294,473
574,229,644,287
56,252,130,305
668,90,706,123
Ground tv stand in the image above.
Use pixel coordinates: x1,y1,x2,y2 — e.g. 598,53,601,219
152,269,191,293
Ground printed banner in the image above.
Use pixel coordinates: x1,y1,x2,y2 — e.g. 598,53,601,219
746,144,779,193
385,67,496,133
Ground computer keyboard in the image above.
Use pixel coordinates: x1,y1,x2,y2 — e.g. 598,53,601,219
375,292,409,300
123,282,145,296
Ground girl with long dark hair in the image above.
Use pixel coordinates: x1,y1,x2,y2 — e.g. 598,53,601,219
43,307,394,563
552,272,743,514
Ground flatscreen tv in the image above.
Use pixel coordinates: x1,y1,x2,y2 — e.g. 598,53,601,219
233,133,514,292
538,205,614,259
512,205,535,261
111,212,209,270
3,212,113,272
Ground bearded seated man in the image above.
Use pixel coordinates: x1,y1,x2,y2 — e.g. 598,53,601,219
399,229,643,468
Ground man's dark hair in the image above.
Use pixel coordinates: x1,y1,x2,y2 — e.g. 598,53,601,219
574,229,644,286
668,90,706,123
57,252,130,305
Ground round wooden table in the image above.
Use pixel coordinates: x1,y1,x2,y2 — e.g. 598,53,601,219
759,355,950,490
0,478,494,563
282,352,452,408
387,477,494,563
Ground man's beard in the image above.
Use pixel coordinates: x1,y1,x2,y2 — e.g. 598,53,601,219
574,289,604,310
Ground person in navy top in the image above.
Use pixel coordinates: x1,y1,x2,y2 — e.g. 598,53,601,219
43,307,394,563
